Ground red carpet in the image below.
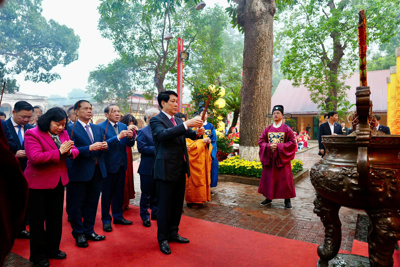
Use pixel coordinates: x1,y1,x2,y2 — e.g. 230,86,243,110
12,204,326,266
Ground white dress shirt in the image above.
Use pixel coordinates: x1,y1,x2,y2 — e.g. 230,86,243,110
328,121,335,135
11,117,24,139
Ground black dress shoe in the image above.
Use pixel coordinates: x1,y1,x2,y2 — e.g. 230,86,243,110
103,223,112,232
159,240,171,255
48,250,67,259
17,229,30,239
85,232,106,241
75,234,88,248
150,214,157,220
32,259,50,267
113,218,132,225
169,234,189,243
142,219,151,227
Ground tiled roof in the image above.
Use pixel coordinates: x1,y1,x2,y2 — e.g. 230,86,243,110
272,69,390,115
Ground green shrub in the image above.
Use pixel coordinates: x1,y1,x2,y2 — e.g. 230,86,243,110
216,135,234,154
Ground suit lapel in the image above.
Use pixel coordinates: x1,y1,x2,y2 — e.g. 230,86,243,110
159,112,174,128
159,112,185,145
76,122,92,144
105,119,117,138
40,129,58,149
7,119,21,149
90,123,100,142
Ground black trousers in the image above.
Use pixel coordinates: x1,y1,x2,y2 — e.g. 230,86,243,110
68,165,103,237
101,166,126,224
28,180,64,262
156,171,186,243
139,174,158,221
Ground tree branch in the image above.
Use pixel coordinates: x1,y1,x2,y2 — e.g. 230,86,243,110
183,76,195,87
137,22,161,59
166,57,178,73
322,8,330,19
161,3,168,55
298,2,330,74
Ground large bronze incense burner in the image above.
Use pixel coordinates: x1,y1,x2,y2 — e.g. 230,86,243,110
310,11,400,267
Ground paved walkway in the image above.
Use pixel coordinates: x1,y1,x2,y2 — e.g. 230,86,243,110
131,142,362,252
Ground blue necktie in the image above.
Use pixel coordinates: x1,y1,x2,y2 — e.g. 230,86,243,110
17,125,23,146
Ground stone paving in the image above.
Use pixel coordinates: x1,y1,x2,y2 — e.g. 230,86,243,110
130,141,364,252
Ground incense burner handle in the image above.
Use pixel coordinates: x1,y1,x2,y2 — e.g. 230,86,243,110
355,86,372,188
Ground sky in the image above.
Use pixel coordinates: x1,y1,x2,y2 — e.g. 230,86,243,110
17,0,117,98
16,0,228,99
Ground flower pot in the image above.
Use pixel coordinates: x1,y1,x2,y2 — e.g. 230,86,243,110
217,151,229,161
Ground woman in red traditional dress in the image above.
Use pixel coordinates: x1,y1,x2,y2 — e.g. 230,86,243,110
228,127,239,145
120,114,138,211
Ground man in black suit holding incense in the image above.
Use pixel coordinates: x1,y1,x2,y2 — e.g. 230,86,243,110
371,115,391,135
150,91,204,255
318,111,343,157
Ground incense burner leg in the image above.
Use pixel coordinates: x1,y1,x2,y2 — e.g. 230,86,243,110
313,193,342,266
366,209,400,267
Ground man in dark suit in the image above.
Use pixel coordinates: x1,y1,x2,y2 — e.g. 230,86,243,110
372,115,391,135
67,100,108,248
137,108,159,228
67,106,77,127
318,111,343,157
340,122,349,135
2,120,17,153
0,111,6,121
99,104,136,232
5,100,34,238
150,91,204,255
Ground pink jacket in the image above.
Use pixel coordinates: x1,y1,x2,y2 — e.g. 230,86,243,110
24,127,79,189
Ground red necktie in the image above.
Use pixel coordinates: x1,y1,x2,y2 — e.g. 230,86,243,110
171,117,177,126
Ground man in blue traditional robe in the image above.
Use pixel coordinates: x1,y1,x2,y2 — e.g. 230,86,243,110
199,108,218,189
258,105,297,209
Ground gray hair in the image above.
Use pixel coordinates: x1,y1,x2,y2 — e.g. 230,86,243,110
145,108,159,120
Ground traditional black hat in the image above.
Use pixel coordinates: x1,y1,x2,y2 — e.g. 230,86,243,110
272,105,284,114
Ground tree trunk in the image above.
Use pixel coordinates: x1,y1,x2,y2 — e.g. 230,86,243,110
155,71,165,94
229,109,240,134
238,0,276,161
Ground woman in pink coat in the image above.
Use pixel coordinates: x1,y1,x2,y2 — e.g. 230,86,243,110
24,107,78,267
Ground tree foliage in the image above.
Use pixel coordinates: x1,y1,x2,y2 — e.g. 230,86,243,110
183,5,229,86
276,0,400,113
369,26,400,71
0,0,80,93
89,0,229,106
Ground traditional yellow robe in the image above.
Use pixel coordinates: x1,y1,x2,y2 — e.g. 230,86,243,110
185,139,212,204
